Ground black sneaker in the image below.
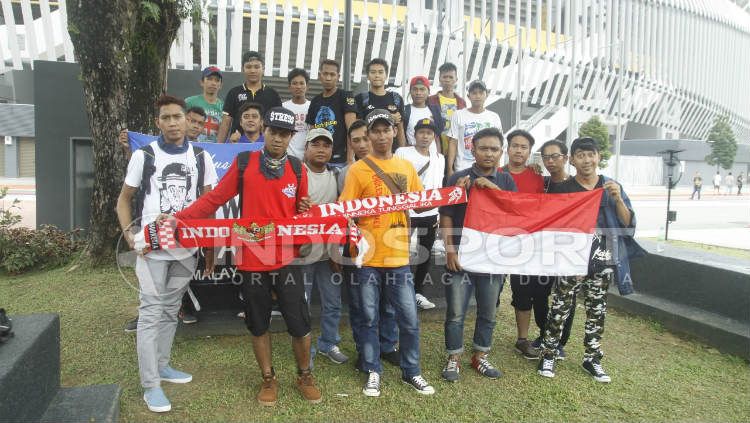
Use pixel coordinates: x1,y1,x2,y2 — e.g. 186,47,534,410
441,357,460,382
381,349,400,367
124,317,138,333
401,374,435,395
582,358,611,383
556,346,567,361
0,309,13,343
537,353,556,378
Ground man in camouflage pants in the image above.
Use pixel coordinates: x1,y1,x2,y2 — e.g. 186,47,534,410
537,137,641,383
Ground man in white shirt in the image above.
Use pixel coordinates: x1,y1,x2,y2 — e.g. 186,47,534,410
713,171,722,195
300,127,349,366
446,80,503,176
115,95,218,413
395,118,445,310
284,68,311,159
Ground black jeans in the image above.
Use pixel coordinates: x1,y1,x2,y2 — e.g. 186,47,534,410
409,215,438,295
510,275,575,346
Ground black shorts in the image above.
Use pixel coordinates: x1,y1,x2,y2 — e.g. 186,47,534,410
509,274,556,310
239,267,310,337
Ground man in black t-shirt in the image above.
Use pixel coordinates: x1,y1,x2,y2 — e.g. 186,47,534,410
217,51,282,143
538,137,640,384
306,59,357,165
354,58,406,149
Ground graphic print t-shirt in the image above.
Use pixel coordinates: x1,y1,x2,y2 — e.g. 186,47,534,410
447,108,503,172
185,95,224,142
306,89,356,164
354,90,405,120
338,156,423,267
223,84,282,136
125,141,218,260
283,99,311,159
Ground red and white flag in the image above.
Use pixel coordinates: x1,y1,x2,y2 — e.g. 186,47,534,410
458,188,603,276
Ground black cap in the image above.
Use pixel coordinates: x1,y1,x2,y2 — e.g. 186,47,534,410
414,118,437,133
467,80,488,92
365,109,395,129
264,107,296,131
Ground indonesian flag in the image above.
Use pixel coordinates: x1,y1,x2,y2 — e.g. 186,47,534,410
458,188,603,276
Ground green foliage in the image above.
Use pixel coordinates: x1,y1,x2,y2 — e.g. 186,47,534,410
0,187,82,274
578,115,612,168
705,115,738,170
0,225,83,274
139,1,162,23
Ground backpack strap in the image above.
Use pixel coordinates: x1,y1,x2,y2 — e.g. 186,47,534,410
134,144,156,222
287,155,303,196
361,156,403,194
193,145,205,195
236,151,251,215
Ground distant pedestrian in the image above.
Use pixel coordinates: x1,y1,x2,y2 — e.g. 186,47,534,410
713,171,722,195
736,172,743,195
691,171,702,200
724,172,734,195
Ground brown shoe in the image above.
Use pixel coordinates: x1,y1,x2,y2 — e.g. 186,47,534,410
257,373,278,406
514,339,539,360
296,370,322,404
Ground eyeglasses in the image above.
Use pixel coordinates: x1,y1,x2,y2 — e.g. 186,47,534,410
541,153,566,161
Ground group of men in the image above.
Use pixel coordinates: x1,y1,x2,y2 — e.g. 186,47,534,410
116,51,643,413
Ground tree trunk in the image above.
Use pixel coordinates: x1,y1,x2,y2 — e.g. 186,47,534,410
67,1,183,265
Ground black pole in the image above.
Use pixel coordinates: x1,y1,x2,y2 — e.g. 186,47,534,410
665,174,672,241
343,0,353,91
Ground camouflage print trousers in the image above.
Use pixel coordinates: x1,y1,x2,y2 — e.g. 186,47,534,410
540,272,612,360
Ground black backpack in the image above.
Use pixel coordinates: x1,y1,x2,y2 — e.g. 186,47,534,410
236,151,303,214
133,143,206,223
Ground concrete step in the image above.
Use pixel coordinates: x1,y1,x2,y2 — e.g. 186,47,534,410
0,314,60,422
39,384,121,423
608,289,750,359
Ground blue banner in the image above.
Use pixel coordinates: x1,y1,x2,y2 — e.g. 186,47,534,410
127,131,262,180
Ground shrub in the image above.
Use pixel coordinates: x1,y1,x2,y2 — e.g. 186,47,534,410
0,187,83,274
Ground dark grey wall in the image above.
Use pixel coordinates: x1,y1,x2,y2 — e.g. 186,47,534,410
35,61,89,231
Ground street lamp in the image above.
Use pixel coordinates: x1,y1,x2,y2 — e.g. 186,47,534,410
658,149,684,241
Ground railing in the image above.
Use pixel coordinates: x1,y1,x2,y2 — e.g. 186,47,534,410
1,0,749,141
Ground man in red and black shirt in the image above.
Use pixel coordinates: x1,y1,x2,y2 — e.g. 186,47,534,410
164,107,321,406
502,129,547,360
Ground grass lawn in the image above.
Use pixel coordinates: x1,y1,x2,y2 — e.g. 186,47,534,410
1,263,749,422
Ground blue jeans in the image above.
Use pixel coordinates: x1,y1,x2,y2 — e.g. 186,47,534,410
303,260,343,353
444,271,505,355
355,266,421,378
344,266,398,355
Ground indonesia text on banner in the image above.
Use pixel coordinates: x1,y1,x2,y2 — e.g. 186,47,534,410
138,216,351,252
296,186,468,219
458,188,603,276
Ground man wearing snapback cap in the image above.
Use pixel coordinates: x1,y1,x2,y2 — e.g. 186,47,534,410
166,106,322,406
403,76,444,153
186,66,224,142
339,109,435,397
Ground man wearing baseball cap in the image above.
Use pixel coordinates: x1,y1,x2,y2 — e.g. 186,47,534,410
298,127,350,366
169,106,322,406
340,108,436,397
446,79,503,176
217,51,282,143
186,66,224,142
395,117,445,310
403,76,444,153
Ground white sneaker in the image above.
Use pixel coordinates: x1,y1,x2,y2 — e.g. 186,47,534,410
362,371,381,397
415,293,436,310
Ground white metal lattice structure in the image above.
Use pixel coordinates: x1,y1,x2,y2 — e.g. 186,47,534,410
1,0,749,140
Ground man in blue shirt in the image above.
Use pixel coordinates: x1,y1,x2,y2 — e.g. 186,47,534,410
439,127,517,383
